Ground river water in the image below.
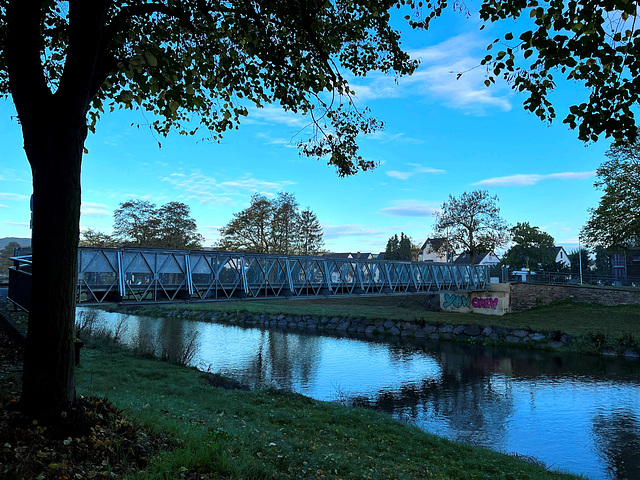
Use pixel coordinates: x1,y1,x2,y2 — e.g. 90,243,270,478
81,308,640,480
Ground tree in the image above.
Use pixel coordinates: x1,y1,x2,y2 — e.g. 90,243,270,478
434,190,509,264
217,194,276,254
271,193,300,256
1,1,415,417
217,193,324,255
582,143,640,250
297,208,324,256
113,199,203,249
500,222,555,270
594,246,612,277
412,0,640,143
0,241,21,274
157,201,204,250
568,247,593,276
78,228,119,248
113,200,160,247
384,232,413,261
385,234,400,260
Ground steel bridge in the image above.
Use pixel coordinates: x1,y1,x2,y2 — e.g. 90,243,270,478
9,247,489,309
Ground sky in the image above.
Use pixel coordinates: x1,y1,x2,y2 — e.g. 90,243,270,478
0,7,610,255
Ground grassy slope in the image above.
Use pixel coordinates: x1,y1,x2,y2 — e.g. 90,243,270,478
76,346,583,480
137,295,640,340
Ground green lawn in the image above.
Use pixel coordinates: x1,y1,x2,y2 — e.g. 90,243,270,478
131,294,640,340
76,345,584,480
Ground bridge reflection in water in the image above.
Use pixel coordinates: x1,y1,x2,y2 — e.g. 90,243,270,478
74,247,489,304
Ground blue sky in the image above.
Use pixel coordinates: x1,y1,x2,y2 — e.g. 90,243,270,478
0,8,608,254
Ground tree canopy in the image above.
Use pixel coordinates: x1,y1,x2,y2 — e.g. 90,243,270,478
217,192,324,255
113,199,204,249
384,232,413,261
433,190,509,264
500,222,555,269
581,142,640,250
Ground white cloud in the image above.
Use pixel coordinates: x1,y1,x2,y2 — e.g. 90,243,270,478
255,132,297,147
474,171,596,187
366,131,424,145
0,192,29,202
378,200,439,217
161,171,295,205
322,223,388,240
349,32,513,115
81,202,112,218
246,104,308,127
5,221,28,227
0,204,9,209
386,164,445,180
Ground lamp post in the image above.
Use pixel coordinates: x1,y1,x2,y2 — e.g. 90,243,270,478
578,236,583,284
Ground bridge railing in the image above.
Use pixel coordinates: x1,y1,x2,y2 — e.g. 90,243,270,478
76,247,489,304
9,247,490,309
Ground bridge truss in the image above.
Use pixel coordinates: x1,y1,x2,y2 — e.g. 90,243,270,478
73,247,489,304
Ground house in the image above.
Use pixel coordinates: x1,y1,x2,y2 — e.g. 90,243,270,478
418,237,451,262
322,252,353,259
547,246,571,269
453,252,501,266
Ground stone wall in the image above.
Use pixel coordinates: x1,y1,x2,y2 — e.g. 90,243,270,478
509,283,640,311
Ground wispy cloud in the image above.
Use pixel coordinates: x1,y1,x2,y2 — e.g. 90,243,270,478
366,131,424,145
474,171,595,187
5,221,28,227
255,132,297,147
246,104,308,127
386,164,445,181
0,204,9,209
349,32,512,115
81,202,112,218
378,200,439,217
322,223,388,240
0,193,29,202
161,171,295,205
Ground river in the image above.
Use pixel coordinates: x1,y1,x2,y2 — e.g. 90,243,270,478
81,308,640,480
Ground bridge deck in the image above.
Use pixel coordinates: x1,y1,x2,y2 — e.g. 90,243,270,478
9,247,489,309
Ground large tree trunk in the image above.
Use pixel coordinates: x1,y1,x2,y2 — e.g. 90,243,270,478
19,117,85,417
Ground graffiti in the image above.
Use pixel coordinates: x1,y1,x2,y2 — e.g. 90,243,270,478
443,293,470,308
443,293,499,310
471,297,499,310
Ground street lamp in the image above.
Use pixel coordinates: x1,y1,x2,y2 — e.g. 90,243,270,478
578,236,583,284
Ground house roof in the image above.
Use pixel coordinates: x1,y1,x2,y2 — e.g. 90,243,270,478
453,252,498,265
420,237,447,251
322,252,353,258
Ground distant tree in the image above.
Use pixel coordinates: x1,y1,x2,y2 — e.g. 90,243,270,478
113,199,203,249
79,228,119,248
500,222,555,270
218,193,323,255
568,247,594,276
384,232,413,261
0,241,21,274
113,200,160,247
582,143,640,250
594,246,612,277
217,194,276,254
434,191,509,264
271,193,300,256
157,202,204,250
297,208,325,256
385,234,400,260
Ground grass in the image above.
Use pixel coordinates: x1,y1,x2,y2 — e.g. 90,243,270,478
122,294,640,342
75,344,584,480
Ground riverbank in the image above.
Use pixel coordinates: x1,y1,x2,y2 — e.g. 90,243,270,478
0,328,583,480
112,295,640,359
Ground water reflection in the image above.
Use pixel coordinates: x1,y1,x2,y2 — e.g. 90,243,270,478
83,309,640,480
